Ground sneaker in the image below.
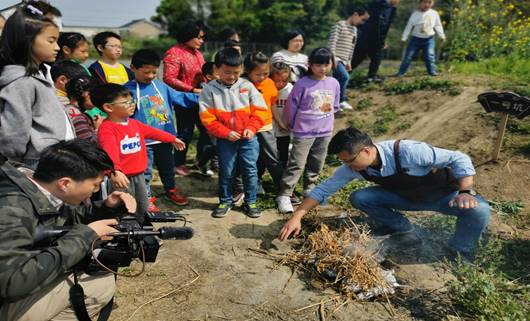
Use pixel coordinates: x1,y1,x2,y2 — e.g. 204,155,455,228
175,165,191,176
198,163,214,177
290,194,302,206
244,203,262,218
276,195,294,213
339,101,353,110
165,188,189,206
147,196,160,212
212,203,232,218
232,192,245,207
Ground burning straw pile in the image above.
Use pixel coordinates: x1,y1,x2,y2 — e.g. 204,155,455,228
277,222,398,300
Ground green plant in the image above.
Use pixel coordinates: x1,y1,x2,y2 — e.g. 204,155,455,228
489,200,524,216
383,78,459,95
328,179,372,211
356,97,373,111
372,103,397,135
447,238,530,321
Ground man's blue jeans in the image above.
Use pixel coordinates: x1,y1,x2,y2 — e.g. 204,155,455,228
145,143,175,197
349,186,491,253
332,61,350,103
216,137,259,204
398,36,437,76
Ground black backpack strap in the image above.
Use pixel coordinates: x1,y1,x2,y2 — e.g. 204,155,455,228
393,139,403,173
69,271,114,321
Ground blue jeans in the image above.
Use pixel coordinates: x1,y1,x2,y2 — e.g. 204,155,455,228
398,36,437,76
216,137,259,204
349,186,491,253
332,61,350,103
145,143,175,197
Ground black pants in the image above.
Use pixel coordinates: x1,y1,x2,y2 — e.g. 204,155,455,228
276,136,290,169
351,43,385,78
174,106,214,166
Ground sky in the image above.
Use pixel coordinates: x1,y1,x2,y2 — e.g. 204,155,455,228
0,0,162,27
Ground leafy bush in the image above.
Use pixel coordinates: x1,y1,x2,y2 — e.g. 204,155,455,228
372,103,397,135
444,0,530,61
356,97,374,111
383,78,459,95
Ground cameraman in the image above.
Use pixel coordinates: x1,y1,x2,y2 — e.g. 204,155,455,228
0,139,136,321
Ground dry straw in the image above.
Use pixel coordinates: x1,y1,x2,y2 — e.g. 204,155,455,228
277,221,389,299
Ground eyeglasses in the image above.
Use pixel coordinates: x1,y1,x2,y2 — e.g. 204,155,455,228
196,34,206,40
340,149,363,165
109,100,135,106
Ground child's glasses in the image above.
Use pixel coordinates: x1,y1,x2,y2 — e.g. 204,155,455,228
109,100,135,106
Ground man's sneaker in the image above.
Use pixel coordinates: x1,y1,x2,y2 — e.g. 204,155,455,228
276,195,294,213
244,203,262,218
148,196,160,212
339,101,354,110
290,194,302,206
233,192,245,207
175,165,191,176
198,163,214,177
212,203,232,218
165,188,189,206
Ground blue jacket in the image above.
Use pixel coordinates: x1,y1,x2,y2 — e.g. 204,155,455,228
358,0,397,48
88,61,135,84
124,79,199,143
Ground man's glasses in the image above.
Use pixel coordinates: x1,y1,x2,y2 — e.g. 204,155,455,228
340,149,363,165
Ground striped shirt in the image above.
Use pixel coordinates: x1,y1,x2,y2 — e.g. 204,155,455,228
271,50,308,83
328,20,358,64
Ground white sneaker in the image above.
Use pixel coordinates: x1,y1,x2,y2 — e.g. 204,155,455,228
276,196,294,213
340,101,353,110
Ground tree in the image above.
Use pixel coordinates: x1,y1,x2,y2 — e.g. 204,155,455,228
152,0,196,38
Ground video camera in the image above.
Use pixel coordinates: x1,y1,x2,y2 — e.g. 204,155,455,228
34,211,194,272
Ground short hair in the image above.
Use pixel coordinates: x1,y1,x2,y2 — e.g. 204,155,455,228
131,49,161,68
214,48,242,68
351,6,368,16
176,21,206,44
243,51,269,74
50,60,87,82
93,31,121,56
0,7,57,75
34,139,113,183
66,75,97,110
201,61,215,78
280,29,305,50
271,61,291,77
57,32,88,61
328,127,374,155
223,39,240,48
219,27,239,41
89,83,131,107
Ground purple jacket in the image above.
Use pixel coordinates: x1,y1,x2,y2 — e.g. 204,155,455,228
283,76,340,138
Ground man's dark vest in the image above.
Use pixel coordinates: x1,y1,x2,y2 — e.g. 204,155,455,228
359,140,459,202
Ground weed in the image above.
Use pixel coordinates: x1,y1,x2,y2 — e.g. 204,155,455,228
372,103,397,135
328,179,373,211
489,200,524,216
356,97,374,111
447,237,530,321
507,118,530,134
348,117,366,131
383,78,459,95
395,122,412,132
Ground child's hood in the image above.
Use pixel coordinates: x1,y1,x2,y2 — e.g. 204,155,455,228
0,65,47,87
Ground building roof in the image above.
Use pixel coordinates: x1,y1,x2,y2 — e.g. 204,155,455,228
119,18,163,30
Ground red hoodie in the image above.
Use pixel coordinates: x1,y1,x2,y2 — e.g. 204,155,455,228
98,119,175,176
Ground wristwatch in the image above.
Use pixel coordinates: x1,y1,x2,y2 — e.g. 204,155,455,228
458,189,477,196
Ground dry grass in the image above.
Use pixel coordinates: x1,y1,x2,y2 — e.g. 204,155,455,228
277,222,390,299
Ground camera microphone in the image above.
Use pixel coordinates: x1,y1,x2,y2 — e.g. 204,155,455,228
111,226,194,240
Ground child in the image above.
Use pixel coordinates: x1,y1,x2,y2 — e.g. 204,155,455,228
270,62,293,169
199,48,268,218
328,7,369,110
276,47,340,213
64,75,101,143
92,83,186,219
397,0,445,76
243,51,283,194
57,32,92,76
51,60,89,105
0,5,74,169
89,31,134,84
124,49,199,210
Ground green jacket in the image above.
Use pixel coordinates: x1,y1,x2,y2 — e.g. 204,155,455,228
0,161,115,303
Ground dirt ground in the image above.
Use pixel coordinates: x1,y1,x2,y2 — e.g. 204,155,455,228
109,74,529,321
